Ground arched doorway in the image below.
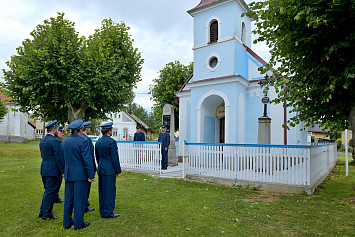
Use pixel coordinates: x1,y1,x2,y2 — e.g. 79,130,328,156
200,95,225,143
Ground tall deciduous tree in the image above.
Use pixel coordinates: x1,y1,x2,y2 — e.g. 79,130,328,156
149,61,193,131
2,12,143,123
245,0,355,158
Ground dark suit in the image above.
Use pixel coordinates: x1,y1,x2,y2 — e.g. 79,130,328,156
39,134,63,219
158,132,170,169
95,135,121,218
82,133,97,211
61,134,95,229
133,131,145,141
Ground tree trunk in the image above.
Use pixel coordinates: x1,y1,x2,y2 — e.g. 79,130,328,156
348,103,355,163
67,104,87,123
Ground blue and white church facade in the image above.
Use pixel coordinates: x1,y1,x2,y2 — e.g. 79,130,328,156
176,0,307,156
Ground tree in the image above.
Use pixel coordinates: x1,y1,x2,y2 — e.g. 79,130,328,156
245,0,355,160
149,61,193,131
2,12,143,124
0,99,7,123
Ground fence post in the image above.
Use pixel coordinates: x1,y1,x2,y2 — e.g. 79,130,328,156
182,140,186,179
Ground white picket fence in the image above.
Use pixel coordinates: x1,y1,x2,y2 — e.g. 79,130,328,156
93,140,161,174
183,141,337,186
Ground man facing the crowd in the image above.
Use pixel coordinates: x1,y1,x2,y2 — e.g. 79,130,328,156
95,122,121,219
158,125,170,170
133,125,145,141
61,119,95,230
39,120,63,220
82,121,96,213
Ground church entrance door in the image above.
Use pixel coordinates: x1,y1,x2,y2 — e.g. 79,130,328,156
220,117,225,143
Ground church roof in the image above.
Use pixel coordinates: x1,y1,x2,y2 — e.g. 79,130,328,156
191,0,220,11
189,0,249,13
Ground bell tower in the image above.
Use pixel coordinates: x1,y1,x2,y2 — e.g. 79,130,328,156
188,0,252,81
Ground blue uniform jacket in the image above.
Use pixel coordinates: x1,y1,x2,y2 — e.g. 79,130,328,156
133,131,145,141
95,135,122,176
158,132,170,151
40,134,63,176
61,134,95,181
82,133,97,172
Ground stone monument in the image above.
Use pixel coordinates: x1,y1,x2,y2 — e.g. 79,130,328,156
162,104,178,166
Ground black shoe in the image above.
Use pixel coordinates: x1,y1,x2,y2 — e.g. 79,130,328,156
42,216,59,220
55,199,64,203
162,168,167,170
38,213,42,218
74,222,90,230
103,214,120,218
85,207,95,213
64,224,73,230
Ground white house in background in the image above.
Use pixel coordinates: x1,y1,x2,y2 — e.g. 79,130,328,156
176,0,307,156
0,91,35,142
104,111,153,141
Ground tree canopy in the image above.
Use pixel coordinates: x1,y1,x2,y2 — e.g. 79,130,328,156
149,61,193,131
2,12,143,123
245,0,355,137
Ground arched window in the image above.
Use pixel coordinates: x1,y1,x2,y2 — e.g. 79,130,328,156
210,20,218,43
241,22,247,43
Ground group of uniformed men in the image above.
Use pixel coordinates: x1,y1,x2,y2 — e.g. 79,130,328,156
39,119,170,230
39,119,121,230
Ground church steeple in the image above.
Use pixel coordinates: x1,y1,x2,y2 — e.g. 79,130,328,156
190,0,220,11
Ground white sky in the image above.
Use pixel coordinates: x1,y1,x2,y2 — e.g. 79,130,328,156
0,0,269,112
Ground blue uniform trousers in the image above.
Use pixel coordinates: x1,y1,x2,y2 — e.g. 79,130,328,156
55,176,63,202
98,175,116,218
161,150,168,169
40,176,62,218
85,182,92,211
63,180,89,229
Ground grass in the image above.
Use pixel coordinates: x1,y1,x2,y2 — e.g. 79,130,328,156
0,142,354,236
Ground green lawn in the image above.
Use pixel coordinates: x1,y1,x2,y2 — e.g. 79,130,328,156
0,142,354,236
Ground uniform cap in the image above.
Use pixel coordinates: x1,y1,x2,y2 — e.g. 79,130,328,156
58,126,64,132
83,121,92,128
161,125,167,128
136,125,142,129
45,120,58,129
100,122,113,129
68,119,84,130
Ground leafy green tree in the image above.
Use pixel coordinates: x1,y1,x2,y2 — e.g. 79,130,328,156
2,12,143,123
127,102,149,125
0,99,7,123
149,61,193,131
245,0,355,159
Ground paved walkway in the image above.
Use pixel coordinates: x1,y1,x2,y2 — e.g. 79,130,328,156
159,162,184,179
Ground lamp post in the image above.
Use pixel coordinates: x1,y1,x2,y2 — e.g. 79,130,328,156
257,74,272,144
258,75,271,117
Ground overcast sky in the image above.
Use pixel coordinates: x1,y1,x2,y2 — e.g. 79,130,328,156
0,0,269,112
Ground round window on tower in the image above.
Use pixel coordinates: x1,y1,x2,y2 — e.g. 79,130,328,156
209,56,218,68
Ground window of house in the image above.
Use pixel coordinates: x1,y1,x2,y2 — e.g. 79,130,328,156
210,20,218,43
209,56,218,68
113,128,118,137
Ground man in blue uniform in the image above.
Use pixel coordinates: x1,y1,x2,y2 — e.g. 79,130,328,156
95,122,121,219
53,126,65,204
82,121,96,213
133,125,145,141
39,120,63,220
158,125,170,170
61,119,95,230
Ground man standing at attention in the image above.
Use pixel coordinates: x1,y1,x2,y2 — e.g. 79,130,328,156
61,119,95,230
39,120,63,220
158,125,170,170
82,121,96,213
95,122,121,219
133,125,145,141
53,126,65,204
